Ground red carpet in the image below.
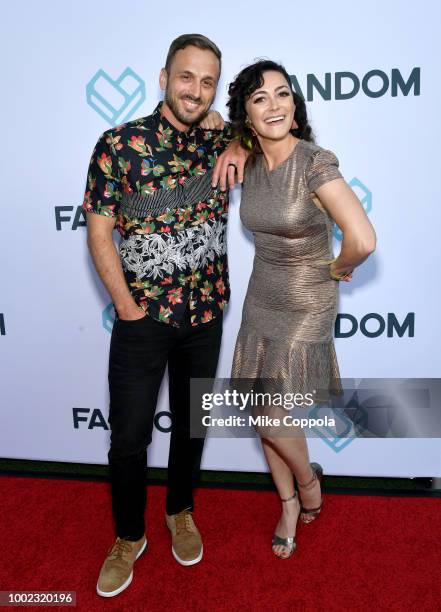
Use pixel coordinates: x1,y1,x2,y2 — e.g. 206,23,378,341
0,476,440,611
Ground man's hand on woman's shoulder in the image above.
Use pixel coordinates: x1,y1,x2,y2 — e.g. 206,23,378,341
198,110,225,131
212,139,250,191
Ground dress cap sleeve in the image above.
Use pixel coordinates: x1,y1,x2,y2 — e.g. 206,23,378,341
307,148,342,192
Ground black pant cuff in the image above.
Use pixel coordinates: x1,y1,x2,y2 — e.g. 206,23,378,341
166,503,193,516
117,532,145,541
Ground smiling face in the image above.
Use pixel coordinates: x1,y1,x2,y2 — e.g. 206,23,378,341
159,45,220,131
245,70,296,142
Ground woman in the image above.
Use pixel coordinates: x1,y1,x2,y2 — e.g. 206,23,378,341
227,60,376,559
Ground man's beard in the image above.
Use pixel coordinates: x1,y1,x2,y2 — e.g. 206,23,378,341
164,89,210,127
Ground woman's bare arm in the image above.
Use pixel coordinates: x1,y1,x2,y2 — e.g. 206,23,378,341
315,178,376,278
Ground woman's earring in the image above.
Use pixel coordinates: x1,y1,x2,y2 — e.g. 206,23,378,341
246,117,257,136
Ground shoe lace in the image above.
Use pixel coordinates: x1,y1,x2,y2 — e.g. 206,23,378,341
175,511,193,536
108,538,132,560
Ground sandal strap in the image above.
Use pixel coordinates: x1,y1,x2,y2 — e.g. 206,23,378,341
301,500,323,514
297,470,317,489
272,534,295,547
298,462,323,489
280,491,298,503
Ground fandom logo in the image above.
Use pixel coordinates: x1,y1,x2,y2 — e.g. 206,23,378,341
334,178,372,241
55,206,87,230
0,313,5,336
86,68,146,127
290,67,420,101
335,313,415,338
73,408,172,433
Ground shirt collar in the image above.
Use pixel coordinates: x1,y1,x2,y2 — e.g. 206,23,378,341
152,101,198,141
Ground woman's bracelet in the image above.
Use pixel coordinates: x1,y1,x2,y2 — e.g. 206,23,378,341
330,269,344,281
328,258,348,281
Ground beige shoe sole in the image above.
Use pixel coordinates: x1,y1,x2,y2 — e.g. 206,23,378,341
171,544,203,566
96,538,147,598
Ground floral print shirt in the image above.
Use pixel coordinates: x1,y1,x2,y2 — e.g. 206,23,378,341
83,102,232,326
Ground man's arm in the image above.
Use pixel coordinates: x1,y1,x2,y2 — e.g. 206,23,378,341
86,213,145,321
198,110,250,191
83,130,145,321
212,138,250,191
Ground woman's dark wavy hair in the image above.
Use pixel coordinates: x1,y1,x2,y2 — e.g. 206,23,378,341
227,60,314,152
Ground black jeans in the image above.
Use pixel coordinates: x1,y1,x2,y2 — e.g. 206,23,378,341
108,308,223,540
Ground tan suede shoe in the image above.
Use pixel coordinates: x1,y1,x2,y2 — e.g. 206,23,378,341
165,510,203,566
96,535,147,597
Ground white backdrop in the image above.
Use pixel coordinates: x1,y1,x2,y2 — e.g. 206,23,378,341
1,0,440,476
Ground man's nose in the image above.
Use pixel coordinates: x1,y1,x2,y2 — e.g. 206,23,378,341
188,80,202,100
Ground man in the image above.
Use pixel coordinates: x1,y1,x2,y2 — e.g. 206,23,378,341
83,34,246,598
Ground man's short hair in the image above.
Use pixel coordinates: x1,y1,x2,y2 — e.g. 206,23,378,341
165,33,222,74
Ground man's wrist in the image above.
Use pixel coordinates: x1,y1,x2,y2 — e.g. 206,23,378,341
115,300,144,319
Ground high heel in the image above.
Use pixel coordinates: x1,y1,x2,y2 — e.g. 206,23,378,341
272,491,300,559
298,462,323,524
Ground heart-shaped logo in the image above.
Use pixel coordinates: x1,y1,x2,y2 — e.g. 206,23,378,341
102,303,115,333
334,177,372,241
86,68,146,126
308,399,368,453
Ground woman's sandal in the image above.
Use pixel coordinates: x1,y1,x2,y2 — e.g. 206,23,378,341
298,462,324,524
271,491,300,559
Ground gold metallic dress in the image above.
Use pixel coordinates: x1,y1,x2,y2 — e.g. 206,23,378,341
231,140,343,401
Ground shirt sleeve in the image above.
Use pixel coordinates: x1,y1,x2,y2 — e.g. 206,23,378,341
220,121,235,146
82,131,122,217
306,148,343,193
